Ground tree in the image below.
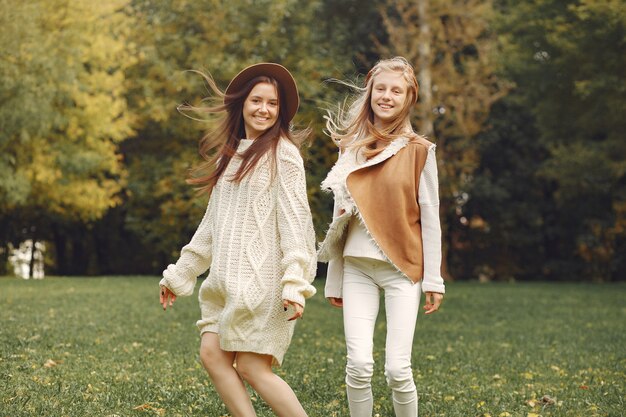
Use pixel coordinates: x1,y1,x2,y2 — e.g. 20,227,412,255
0,0,135,275
461,99,552,281
378,0,510,279
496,0,626,280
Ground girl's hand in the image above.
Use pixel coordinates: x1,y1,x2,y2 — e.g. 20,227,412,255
283,300,304,321
160,285,177,310
328,297,343,308
423,292,443,315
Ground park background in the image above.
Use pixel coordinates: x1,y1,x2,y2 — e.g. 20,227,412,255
1,0,624,282
1,0,625,416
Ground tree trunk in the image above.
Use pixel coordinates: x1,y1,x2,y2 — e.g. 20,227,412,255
29,234,36,279
416,0,452,280
53,225,68,275
416,0,434,138
0,244,7,275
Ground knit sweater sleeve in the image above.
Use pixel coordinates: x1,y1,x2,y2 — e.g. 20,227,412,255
324,199,345,298
276,141,318,307
418,145,446,294
159,196,214,297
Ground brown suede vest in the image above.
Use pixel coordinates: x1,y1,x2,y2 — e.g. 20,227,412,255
346,138,431,283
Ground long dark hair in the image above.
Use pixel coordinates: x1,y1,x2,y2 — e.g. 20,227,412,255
179,71,308,194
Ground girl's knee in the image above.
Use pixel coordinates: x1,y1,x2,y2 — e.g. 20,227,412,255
234,362,254,384
235,354,272,386
199,345,214,370
346,357,374,386
199,341,226,372
384,362,414,390
347,355,374,373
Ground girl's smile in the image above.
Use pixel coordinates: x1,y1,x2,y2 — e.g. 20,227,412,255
370,70,408,128
243,82,279,139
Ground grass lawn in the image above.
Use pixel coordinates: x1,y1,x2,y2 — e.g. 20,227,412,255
1,277,624,417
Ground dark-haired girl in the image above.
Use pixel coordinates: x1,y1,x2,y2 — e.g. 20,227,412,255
159,63,316,417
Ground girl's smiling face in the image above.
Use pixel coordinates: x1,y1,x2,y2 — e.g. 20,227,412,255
243,82,279,139
370,70,409,128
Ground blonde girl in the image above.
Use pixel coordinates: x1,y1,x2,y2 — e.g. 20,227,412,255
318,57,445,417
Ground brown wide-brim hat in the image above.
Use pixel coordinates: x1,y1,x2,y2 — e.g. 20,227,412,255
224,62,300,123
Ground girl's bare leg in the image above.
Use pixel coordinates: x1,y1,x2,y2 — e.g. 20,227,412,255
199,332,256,417
236,352,307,417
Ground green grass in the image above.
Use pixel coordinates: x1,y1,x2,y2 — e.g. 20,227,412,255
1,277,624,417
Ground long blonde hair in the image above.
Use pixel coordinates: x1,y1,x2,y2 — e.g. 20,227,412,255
325,57,420,158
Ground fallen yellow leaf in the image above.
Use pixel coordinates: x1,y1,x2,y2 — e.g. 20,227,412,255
43,359,57,368
133,403,165,415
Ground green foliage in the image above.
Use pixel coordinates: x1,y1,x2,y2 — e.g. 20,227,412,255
462,99,552,280
494,0,626,280
498,0,625,144
0,0,136,273
0,0,135,221
1,277,624,416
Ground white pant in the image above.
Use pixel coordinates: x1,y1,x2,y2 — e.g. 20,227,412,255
343,256,421,417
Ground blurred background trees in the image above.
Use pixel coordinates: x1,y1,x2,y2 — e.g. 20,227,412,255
0,0,135,275
1,0,623,281
463,0,626,281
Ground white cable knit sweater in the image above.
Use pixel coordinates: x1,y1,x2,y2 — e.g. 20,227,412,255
160,138,317,365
